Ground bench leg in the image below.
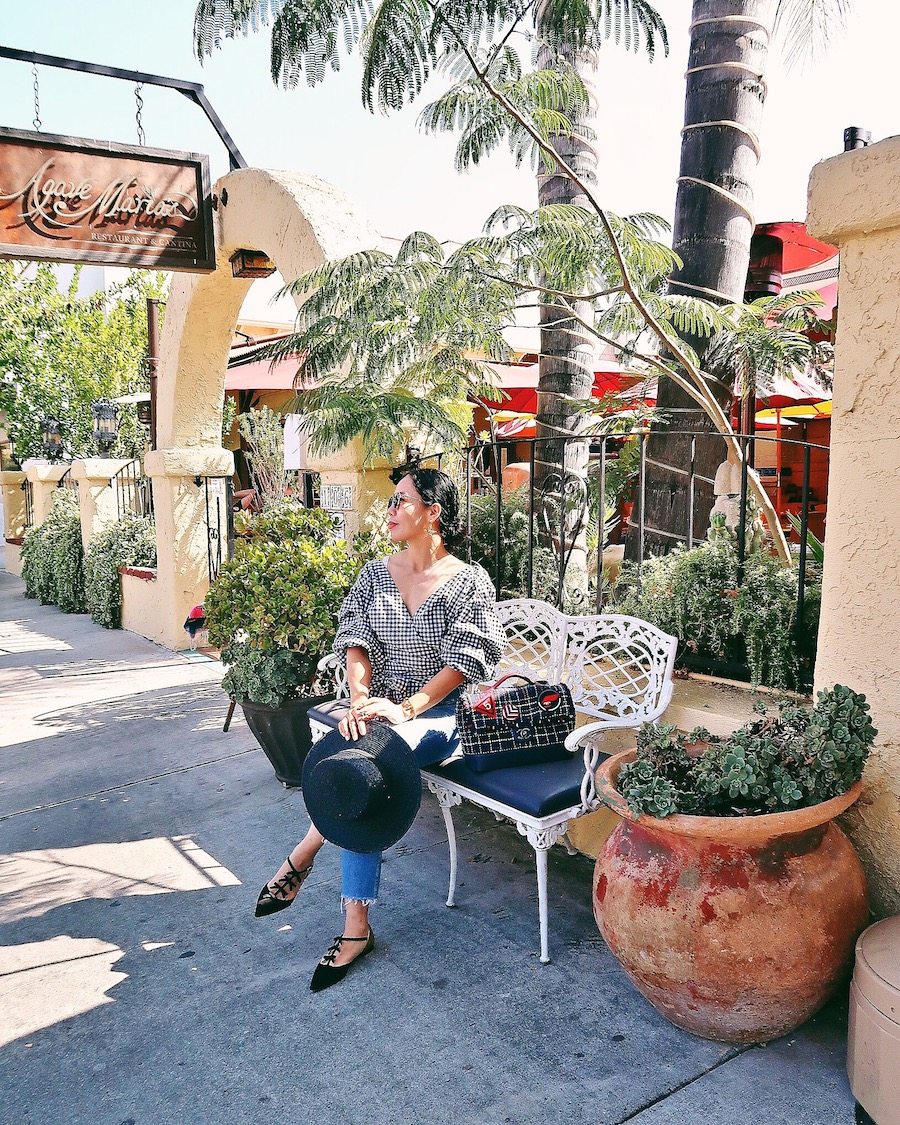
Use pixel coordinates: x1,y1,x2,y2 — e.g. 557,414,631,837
520,823,570,964
560,831,578,857
427,783,463,908
535,845,550,964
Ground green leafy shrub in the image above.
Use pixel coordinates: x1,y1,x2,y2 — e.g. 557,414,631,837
614,540,740,664
83,516,157,629
238,500,339,547
205,519,382,706
468,488,531,598
237,406,291,509
611,535,821,690
617,685,877,819
21,489,86,613
218,643,330,710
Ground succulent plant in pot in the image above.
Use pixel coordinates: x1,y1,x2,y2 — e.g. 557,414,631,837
205,503,386,786
592,686,877,1045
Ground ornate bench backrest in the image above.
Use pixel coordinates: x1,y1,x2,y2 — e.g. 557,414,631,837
496,601,676,724
561,612,677,722
495,599,568,683
323,600,676,727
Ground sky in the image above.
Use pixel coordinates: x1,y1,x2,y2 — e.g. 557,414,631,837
0,1,897,247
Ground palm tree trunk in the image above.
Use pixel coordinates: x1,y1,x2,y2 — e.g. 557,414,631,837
637,0,776,557
532,24,599,607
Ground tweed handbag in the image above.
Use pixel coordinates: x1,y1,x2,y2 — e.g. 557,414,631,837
455,673,576,773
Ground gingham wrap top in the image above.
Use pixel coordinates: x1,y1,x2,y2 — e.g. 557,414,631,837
333,558,505,702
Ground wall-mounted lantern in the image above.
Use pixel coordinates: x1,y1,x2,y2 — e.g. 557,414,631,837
229,249,276,278
91,398,120,457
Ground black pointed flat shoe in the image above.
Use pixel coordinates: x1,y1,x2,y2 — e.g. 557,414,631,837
254,857,314,918
309,929,375,993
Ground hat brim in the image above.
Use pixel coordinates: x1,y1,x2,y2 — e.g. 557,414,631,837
302,722,422,852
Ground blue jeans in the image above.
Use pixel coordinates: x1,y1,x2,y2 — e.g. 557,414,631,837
339,691,462,905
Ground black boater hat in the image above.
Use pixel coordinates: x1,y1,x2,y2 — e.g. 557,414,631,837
302,722,422,852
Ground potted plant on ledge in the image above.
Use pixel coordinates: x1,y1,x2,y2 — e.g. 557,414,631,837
204,503,383,787
593,685,877,1044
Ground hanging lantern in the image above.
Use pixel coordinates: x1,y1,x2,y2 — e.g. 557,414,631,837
91,398,120,457
229,249,276,278
41,417,64,462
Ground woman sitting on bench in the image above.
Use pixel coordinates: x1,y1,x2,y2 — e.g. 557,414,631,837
254,466,505,991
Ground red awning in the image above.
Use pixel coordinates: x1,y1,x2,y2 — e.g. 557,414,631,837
755,221,837,273
225,356,306,391
482,361,644,414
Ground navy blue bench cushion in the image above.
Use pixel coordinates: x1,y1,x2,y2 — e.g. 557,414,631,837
308,700,345,730
429,753,608,818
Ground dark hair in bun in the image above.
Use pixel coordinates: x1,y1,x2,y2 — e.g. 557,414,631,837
403,467,467,552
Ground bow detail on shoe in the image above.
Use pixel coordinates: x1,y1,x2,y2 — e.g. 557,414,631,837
254,858,314,918
310,929,375,992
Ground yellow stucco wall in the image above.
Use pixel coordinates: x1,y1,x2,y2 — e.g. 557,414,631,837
21,461,69,525
808,135,900,914
71,459,132,551
120,569,167,645
4,542,23,577
1,470,26,544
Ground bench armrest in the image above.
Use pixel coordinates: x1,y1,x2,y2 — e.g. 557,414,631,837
564,717,642,753
567,718,641,814
316,653,349,699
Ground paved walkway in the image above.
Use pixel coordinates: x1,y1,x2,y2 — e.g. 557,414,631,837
0,569,857,1125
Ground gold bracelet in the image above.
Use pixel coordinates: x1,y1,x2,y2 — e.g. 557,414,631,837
400,698,417,722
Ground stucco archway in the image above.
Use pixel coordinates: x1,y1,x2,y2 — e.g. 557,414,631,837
156,168,380,451
132,169,379,650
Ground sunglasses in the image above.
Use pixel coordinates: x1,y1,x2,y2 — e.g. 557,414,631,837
386,492,423,511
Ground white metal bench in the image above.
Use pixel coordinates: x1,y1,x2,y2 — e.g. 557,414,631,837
311,599,677,963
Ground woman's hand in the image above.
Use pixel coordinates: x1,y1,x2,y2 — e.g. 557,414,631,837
338,697,405,739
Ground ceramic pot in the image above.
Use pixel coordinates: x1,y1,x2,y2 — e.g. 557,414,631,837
593,749,869,1044
241,694,332,788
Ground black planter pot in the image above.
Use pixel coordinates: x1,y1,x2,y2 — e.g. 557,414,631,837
241,694,333,788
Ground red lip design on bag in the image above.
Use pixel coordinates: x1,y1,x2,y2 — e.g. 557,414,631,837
539,691,561,711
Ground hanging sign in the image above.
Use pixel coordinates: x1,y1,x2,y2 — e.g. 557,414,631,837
0,127,214,272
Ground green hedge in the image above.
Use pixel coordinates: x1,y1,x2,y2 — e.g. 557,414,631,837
611,534,821,691
21,489,86,613
84,516,157,629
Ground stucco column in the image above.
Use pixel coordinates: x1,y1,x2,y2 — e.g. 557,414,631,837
21,460,70,525
1,470,26,540
808,135,900,914
303,439,394,537
1,470,27,576
142,446,234,651
70,458,133,550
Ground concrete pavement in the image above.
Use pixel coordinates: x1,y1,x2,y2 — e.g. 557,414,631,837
0,569,858,1125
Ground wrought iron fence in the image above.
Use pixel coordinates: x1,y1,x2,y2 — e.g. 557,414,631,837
21,478,34,530
56,467,79,496
462,429,827,689
113,459,154,520
203,475,235,583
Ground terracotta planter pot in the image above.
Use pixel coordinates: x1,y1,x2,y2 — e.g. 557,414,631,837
593,749,869,1044
241,694,332,788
